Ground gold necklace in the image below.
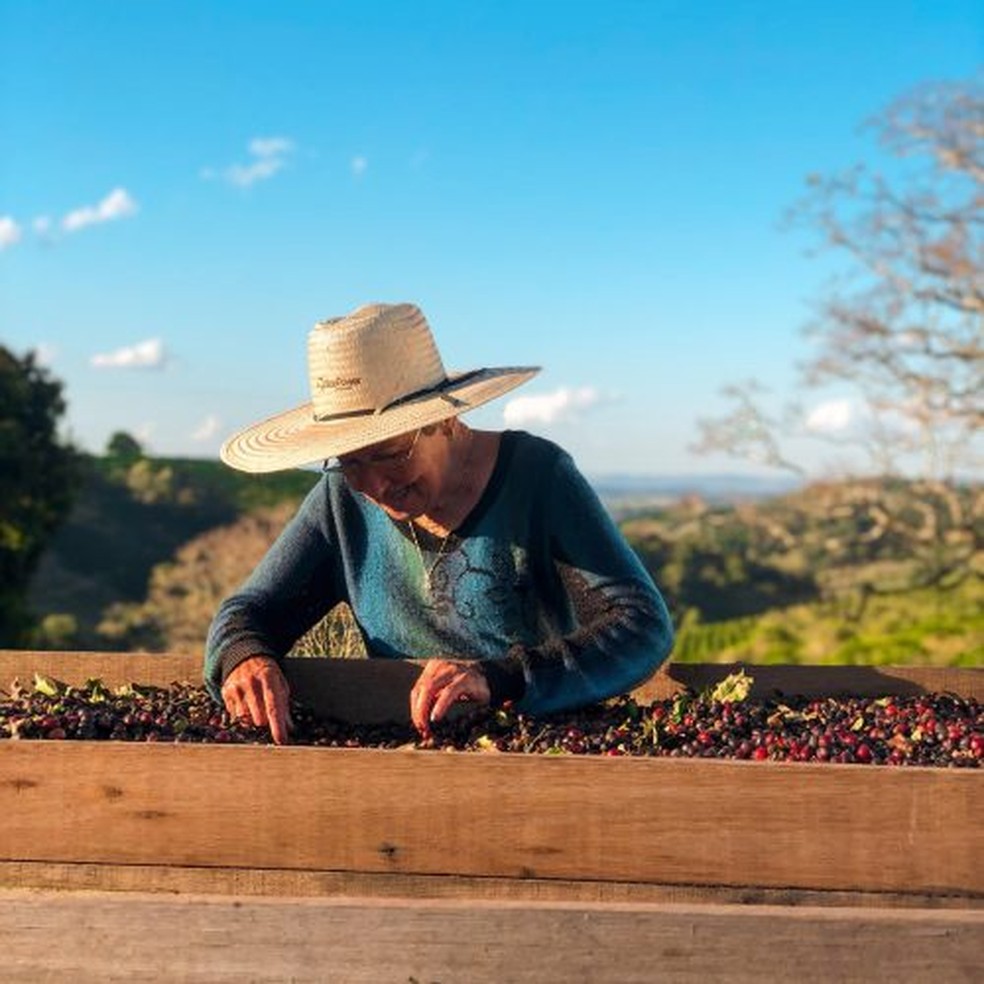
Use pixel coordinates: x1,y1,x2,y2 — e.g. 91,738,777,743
407,520,454,593
406,427,474,592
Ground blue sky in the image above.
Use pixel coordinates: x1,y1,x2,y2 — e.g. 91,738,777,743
1,1,980,479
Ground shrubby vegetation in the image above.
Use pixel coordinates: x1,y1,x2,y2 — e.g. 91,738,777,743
26,441,319,650
626,478,980,620
0,346,81,646
97,502,299,652
625,477,981,666
673,581,982,667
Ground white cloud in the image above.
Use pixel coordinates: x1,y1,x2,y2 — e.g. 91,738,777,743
2,193,135,249
249,137,292,158
62,188,138,233
0,216,22,249
805,398,854,433
351,155,368,178
204,136,295,188
33,343,58,367
135,422,156,446
503,386,604,426
90,338,168,370
225,157,285,187
191,414,221,441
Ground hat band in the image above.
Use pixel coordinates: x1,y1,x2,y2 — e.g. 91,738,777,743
312,369,482,422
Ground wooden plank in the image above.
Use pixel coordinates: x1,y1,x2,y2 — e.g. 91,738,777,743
287,660,984,722
647,662,984,702
2,651,981,726
0,650,420,724
0,649,204,689
1,889,981,984
1,743,980,896
285,657,420,723
2,860,978,909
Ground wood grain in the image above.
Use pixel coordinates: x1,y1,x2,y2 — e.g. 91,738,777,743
1,889,981,984
1,742,980,896
1,860,978,908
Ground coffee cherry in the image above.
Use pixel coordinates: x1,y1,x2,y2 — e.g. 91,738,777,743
1,678,979,768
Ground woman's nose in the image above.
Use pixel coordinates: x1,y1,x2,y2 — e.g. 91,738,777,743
346,466,393,500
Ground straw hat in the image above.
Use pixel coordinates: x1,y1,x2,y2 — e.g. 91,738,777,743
220,302,540,473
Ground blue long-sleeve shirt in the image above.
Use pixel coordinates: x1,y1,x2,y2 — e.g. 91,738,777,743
205,430,674,715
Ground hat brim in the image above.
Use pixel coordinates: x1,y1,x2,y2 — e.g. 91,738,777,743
220,366,540,473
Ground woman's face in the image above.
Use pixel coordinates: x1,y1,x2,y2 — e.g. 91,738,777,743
336,425,451,520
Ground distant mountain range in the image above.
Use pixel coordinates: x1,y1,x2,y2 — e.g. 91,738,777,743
590,472,801,507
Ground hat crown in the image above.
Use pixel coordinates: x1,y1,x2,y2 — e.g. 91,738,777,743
308,303,447,420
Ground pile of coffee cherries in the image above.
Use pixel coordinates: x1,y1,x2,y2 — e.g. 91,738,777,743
1,673,980,767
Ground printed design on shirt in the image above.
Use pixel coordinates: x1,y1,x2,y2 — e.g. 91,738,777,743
422,538,533,644
554,561,668,660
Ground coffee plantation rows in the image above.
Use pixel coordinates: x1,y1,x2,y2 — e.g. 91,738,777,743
1,671,981,768
672,615,759,661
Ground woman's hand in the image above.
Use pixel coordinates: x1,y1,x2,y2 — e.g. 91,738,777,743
221,655,293,744
410,659,491,738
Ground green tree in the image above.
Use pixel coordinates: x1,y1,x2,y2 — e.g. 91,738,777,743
0,346,81,644
106,431,144,462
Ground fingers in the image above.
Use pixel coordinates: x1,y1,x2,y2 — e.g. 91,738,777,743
429,672,488,726
262,672,292,746
222,655,490,743
221,655,292,744
410,660,491,737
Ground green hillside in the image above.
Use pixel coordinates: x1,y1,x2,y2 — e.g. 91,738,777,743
672,581,983,667
623,476,981,668
27,454,318,646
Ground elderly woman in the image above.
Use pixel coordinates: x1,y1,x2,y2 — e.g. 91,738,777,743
205,302,674,742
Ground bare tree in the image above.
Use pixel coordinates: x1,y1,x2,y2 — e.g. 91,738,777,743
693,381,805,477
695,75,982,480
692,76,983,600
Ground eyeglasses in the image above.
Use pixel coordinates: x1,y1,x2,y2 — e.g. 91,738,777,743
322,428,423,476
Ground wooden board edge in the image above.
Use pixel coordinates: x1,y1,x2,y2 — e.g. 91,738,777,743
2,860,980,909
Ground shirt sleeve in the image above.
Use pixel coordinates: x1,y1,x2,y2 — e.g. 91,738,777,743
203,477,342,701
491,449,674,715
